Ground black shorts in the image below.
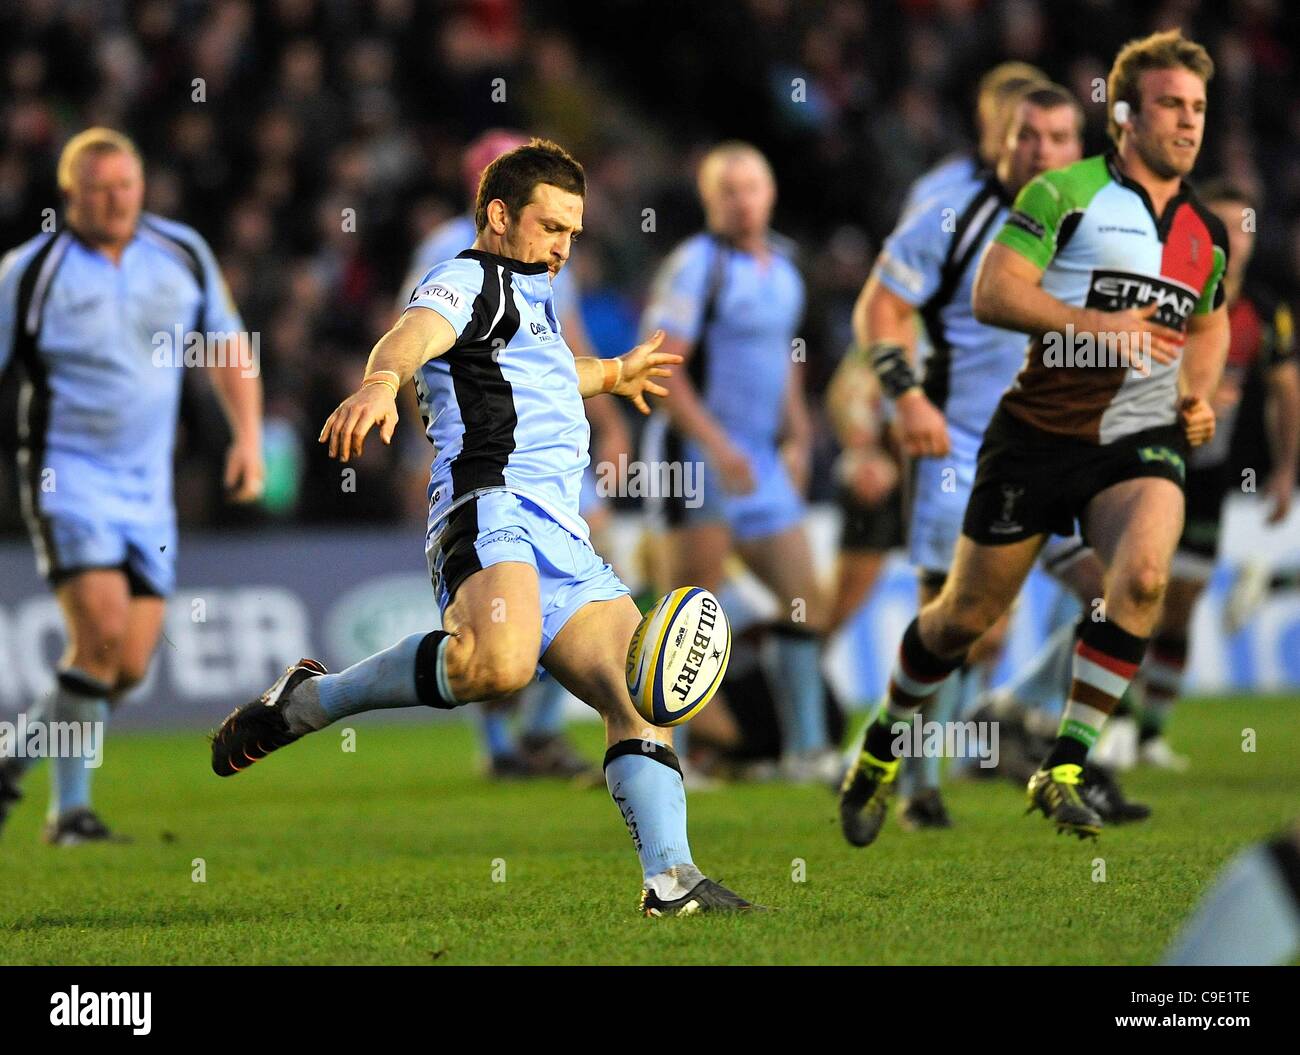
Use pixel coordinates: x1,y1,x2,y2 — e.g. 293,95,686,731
962,408,1189,545
838,483,904,553
1178,464,1231,560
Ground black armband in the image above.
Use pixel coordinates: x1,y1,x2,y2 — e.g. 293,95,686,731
869,341,919,400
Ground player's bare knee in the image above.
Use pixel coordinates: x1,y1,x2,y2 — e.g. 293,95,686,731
1121,562,1168,610
70,631,126,681
464,642,535,700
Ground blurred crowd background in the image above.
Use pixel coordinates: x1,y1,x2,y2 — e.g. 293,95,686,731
1,0,1297,532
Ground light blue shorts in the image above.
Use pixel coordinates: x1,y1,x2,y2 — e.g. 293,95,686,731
20,448,176,595
907,426,981,578
578,466,602,518
426,489,629,661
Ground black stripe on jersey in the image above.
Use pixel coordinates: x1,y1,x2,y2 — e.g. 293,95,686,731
10,233,64,379
138,217,208,331
662,424,689,527
1056,211,1085,256
457,248,548,276
10,232,71,577
446,259,522,498
918,175,1009,412
686,237,732,393
658,235,734,501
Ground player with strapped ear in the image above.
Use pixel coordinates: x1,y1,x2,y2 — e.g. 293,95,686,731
838,83,1089,843
848,29,1230,844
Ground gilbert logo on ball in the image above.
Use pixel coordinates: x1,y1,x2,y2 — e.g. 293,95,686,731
626,586,731,727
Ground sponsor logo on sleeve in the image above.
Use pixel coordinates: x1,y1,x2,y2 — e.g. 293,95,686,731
416,284,462,311
1006,211,1046,239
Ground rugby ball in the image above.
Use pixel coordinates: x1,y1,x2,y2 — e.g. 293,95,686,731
625,586,731,727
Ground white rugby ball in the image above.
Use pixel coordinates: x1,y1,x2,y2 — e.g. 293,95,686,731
625,586,731,727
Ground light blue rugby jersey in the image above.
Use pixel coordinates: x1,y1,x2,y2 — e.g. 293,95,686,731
401,213,578,313
874,171,1025,441
899,152,980,221
0,214,242,481
406,248,590,539
642,232,804,448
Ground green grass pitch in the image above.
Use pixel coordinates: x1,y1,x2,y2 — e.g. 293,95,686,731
1,695,1296,965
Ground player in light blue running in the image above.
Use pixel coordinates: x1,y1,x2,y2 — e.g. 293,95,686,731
401,129,630,781
900,62,1048,219
640,141,835,784
212,139,760,916
0,129,262,844
842,84,1084,827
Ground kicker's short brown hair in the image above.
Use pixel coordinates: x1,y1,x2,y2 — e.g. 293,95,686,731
474,138,585,232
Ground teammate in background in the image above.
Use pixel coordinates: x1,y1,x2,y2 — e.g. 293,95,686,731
826,60,1047,640
840,29,1230,843
1096,181,1299,771
840,83,1084,829
818,63,1049,656
900,61,1048,218
212,140,760,916
641,142,837,784
0,129,262,842
402,129,631,781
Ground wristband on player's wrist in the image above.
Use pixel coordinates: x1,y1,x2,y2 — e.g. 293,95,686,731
362,370,401,398
869,341,919,401
601,357,625,393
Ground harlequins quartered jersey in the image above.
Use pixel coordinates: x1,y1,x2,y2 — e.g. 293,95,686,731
994,152,1229,445
406,248,590,540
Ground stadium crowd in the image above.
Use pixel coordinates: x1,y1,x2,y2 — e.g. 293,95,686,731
1,0,1296,530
